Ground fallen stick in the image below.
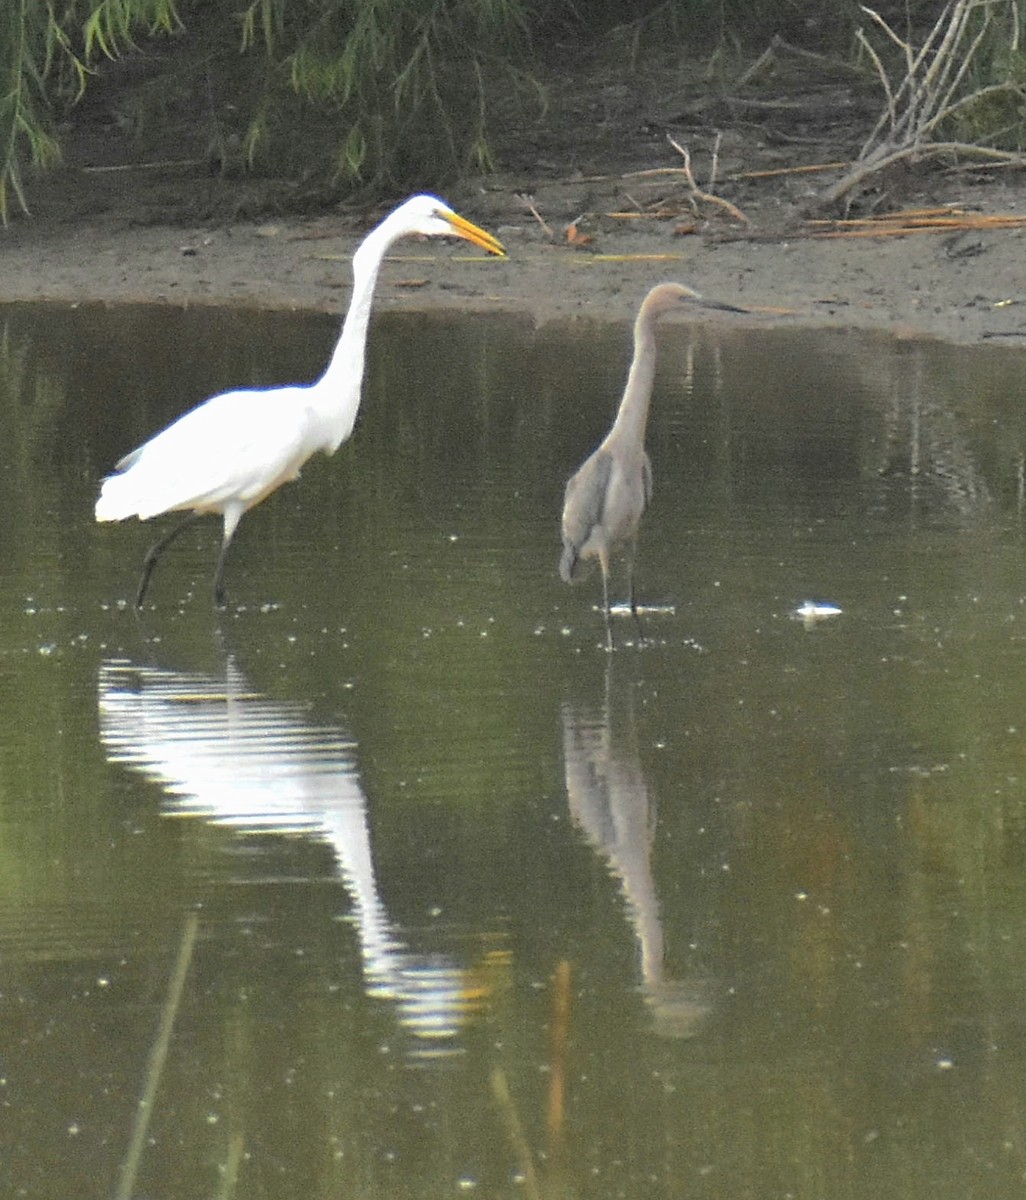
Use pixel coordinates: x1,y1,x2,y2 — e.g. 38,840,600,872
82,159,203,173
807,205,966,222
811,218,1026,238
729,161,849,180
518,195,554,239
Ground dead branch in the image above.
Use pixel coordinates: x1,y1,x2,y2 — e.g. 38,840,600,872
817,0,1026,210
818,140,1026,209
666,135,750,225
730,161,849,180
708,131,723,190
735,34,865,90
517,194,554,239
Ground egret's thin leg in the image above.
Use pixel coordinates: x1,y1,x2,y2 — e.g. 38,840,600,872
212,538,234,608
625,540,639,616
599,550,614,652
136,514,200,607
625,537,643,640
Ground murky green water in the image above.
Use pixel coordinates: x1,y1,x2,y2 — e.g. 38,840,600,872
3,300,1026,1198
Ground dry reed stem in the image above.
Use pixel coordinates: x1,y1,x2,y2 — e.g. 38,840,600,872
730,161,849,180
735,34,865,89
810,209,1026,236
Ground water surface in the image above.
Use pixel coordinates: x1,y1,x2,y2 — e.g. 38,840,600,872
2,302,1026,1198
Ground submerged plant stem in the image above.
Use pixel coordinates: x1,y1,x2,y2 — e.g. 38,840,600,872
114,910,200,1200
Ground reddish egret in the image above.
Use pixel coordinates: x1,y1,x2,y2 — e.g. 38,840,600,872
95,194,505,607
559,281,744,644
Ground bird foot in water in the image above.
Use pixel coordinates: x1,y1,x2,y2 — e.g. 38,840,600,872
605,601,676,618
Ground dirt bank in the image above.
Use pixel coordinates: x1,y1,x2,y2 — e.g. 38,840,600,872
3,52,1026,345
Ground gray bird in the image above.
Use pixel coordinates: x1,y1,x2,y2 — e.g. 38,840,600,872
559,281,745,644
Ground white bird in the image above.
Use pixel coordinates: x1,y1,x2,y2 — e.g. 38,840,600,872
95,194,506,607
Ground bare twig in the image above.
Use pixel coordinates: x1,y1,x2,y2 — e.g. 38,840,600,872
734,43,777,91
708,130,723,190
818,0,1026,209
517,194,554,239
82,159,204,173
666,134,750,225
735,34,864,89
731,161,849,180
855,26,898,146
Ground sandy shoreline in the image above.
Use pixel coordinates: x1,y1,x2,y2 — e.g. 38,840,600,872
2,183,1026,346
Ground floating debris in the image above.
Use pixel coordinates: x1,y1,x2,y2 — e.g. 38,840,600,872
794,601,843,629
607,602,677,618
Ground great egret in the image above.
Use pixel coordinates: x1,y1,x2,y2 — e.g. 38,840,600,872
95,194,506,607
559,281,745,645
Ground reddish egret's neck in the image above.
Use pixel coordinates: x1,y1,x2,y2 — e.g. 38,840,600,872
609,305,660,449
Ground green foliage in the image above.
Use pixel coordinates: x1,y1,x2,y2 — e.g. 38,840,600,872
940,9,1026,148
230,0,538,192
0,2,66,222
0,0,179,223
2,0,1026,224
0,0,539,220
81,0,180,59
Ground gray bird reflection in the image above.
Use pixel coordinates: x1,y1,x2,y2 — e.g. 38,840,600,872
98,657,485,1057
562,678,715,1038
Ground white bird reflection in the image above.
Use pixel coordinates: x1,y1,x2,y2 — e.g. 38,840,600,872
562,681,715,1039
98,657,486,1057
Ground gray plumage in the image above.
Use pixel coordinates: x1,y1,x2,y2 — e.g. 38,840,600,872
559,281,744,640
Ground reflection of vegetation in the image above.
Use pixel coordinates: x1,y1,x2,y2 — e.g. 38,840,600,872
6,311,1026,1197
0,320,68,471
0,319,75,584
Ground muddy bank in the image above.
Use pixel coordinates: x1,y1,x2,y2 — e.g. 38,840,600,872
3,178,1026,347
5,39,1026,346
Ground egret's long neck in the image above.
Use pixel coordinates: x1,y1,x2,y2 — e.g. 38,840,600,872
316,221,394,448
609,308,658,449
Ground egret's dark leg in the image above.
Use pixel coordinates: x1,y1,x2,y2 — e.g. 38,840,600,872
136,514,200,607
212,538,233,608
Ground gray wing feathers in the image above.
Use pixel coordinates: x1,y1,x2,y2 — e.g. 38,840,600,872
559,450,613,583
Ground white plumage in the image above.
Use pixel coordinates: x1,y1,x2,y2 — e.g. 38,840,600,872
96,194,505,606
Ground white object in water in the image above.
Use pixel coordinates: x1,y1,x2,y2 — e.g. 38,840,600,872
794,601,843,628
607,602,677,618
